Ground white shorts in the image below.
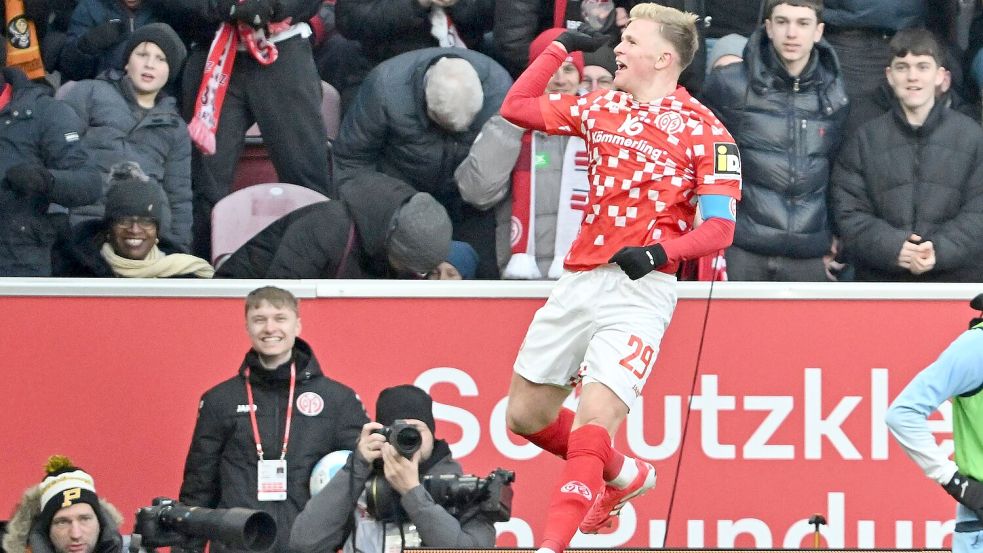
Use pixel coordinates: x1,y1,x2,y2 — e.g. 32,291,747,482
513,265,677,409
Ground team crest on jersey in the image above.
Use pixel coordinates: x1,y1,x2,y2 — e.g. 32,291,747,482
654,111,684,135
560,480,593,500
713,143,741,175
296,392,324,416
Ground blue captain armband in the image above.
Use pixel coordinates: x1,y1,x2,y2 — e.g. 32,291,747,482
697,194,736,222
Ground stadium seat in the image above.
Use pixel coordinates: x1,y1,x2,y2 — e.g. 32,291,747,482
231,81,341,191
210,182,330,267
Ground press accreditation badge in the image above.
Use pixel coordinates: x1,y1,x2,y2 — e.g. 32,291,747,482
257,460,287,501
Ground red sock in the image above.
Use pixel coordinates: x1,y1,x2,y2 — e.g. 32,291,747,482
521,408,574,458
540,424,611,552
602,447,626,482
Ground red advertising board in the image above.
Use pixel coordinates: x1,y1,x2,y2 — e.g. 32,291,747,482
0,290,976,549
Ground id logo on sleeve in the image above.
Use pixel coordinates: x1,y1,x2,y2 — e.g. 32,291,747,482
713,143,741,175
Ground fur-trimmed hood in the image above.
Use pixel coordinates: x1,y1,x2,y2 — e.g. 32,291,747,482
3,484,123,553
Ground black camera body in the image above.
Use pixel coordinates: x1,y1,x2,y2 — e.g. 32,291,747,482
131,498,276,552
372,420,422,459
366,468,515,523
424,468,515,522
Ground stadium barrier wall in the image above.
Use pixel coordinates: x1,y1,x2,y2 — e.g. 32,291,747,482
2,280,980,549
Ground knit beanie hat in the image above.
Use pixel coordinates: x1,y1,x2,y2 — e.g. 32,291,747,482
708,33,747,69
103,162,169,227
583,45,616,76
424,57,484,132
38,456,100,532
375,385,436,434
387,193,452,276
530,28,584,77
446,240,478,279
123,23,187,82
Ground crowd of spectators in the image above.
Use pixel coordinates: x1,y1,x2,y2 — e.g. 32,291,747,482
1,0,982,282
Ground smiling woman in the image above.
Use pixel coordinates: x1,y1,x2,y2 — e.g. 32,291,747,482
59,163,214,278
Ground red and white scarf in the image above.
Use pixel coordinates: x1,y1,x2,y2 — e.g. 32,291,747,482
504,133,588,279
188,20,290,155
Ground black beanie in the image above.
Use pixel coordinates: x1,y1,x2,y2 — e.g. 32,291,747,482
583,45,617,77
123,23,187,83
38,456,101,533
375,385,436,434
103,162,169,227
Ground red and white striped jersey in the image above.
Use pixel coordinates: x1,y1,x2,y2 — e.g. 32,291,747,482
536,85,742,272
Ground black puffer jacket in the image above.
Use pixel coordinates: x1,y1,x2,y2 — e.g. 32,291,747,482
844,80,979,139
822,0,926,31
335,0,493,65
831,101,983,282
702,28,849,258
0,68,102,276
215,176,415,279
179,338,368,553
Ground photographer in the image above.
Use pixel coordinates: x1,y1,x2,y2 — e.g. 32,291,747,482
290,385,497,553
3,456,123,553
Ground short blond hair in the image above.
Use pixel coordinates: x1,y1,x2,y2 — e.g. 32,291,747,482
629,3,700,70
245,286,299,316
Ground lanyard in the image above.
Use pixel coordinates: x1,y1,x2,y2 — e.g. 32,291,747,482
244,363,296,461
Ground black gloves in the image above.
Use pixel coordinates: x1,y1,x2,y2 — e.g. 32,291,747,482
226,0,274,27
609,244,668,280
944,472,983,520
5,164,54,197
77,19,125,55
554,30,608,54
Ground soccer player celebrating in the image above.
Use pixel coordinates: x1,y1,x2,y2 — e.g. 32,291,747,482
499,4,742,552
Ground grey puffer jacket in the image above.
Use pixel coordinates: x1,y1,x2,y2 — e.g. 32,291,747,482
0,68,102,276
702,27,849,258
831,100,983,282
455,114,572,276
61,69,192,252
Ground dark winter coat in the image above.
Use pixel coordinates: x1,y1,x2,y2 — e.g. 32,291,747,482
59,0,161,81
492,0,629,79
844,80,979,139
61,70,192,251
831,100,983,282
702,28,849,258
332,48,511,278
822,0,926,32
335,0,493,65
179,338,368,553
157,0,322,46
215,177,415,279
0,68,102,276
